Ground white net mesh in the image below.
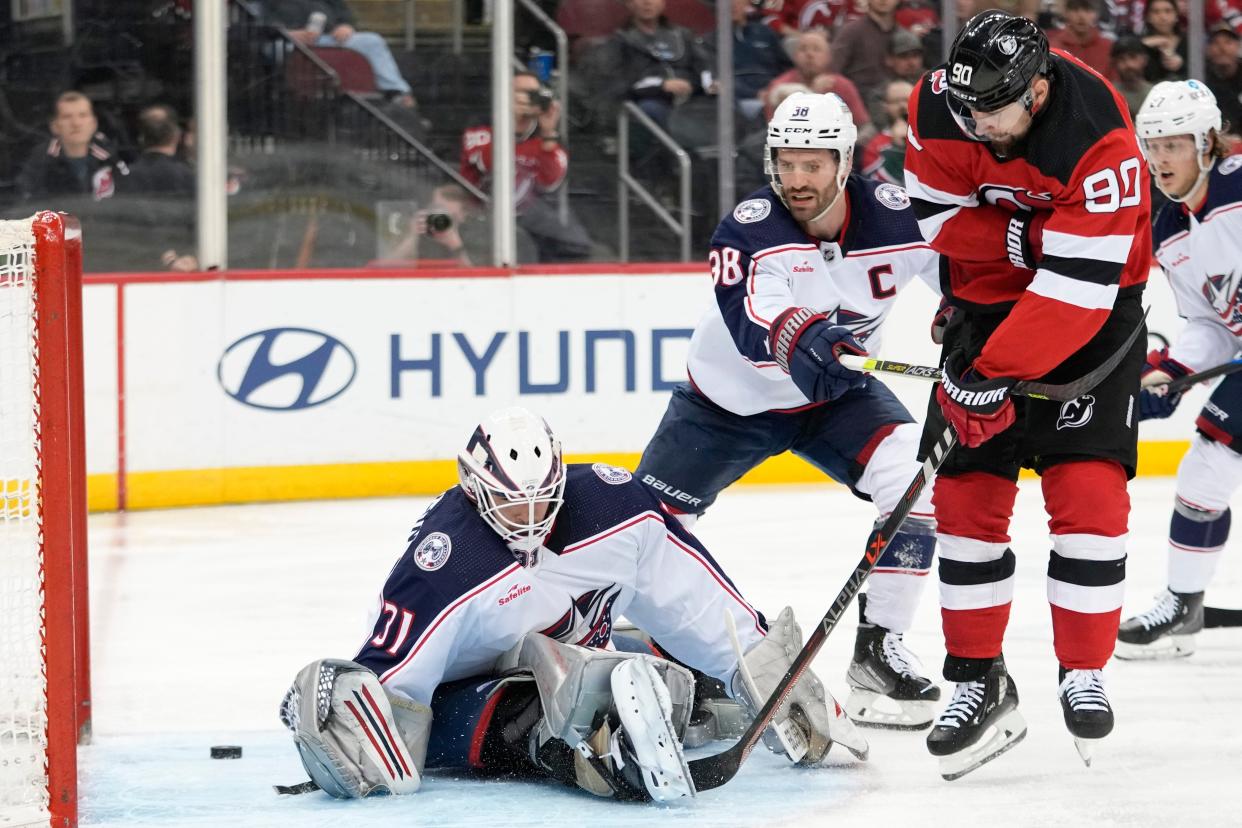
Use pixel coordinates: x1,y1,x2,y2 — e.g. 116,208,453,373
0,216,50,821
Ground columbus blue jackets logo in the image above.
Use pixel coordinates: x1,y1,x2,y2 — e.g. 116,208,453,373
1220,156,1242,175
1203,271,1242,332
733,198,771,224
414,532,453,571
592,463,632,485
1056,395,1095,430
875,183,909,210
540,584,623,648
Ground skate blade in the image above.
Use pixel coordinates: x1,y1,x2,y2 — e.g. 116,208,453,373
938,709,1028,782
1114,634,1196,661
845,689,935,731
1073,737,1100,768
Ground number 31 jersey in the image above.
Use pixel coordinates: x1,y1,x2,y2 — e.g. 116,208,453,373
903,49,1150,382
687,176,939,416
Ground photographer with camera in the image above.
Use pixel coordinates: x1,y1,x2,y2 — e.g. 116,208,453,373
459,72,593,263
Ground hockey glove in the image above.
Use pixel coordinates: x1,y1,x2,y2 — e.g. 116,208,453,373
1005,209,1048,271
936,351,1017,448
1137,348,1192,421
769,307,867,403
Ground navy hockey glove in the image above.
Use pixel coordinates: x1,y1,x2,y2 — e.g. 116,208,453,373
935,350,1016,447
1005,210,1048,271
769,307,867,403
1137,348,1192,421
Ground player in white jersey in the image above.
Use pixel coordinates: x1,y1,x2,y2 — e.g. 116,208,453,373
636,92,944,730
1117,80,1242,658
277,407,867,803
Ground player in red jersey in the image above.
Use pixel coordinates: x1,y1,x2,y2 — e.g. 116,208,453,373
901,10,1150,779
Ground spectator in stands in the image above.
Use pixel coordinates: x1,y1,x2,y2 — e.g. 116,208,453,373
866,28,922,128
460,72,592,263
1047,0,1112,78
761,29,872,144
383,184,494,267
600,0,714,132
1140,0,1187,82
124,105,194,197
264,0,417,109
1208,1,1242,37
861,79,912,185
1110,34,1153,118
16,91,127,203
119,104,198,272
829,0,900,103
759,0,865,36
896,0,940,37
1207,22,1242,145
730,0,794,121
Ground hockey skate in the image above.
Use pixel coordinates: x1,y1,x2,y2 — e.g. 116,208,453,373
926,656,1026,781
1058,667,1113,767
682,673,749,749
1116,589,1204,660
845,600,940,730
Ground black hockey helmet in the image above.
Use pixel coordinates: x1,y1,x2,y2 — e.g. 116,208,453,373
946,10,1049,117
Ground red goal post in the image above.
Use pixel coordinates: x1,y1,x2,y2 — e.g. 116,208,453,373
1,212,89,828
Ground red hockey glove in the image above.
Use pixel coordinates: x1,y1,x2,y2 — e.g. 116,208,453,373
1005,210,1049,271
936,351,1016,448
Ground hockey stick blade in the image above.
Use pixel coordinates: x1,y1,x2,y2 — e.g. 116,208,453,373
686,425,958,792
838,307,1148,403
1204,606,1242,628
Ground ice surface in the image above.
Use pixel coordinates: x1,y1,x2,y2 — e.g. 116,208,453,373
82,479,1242,827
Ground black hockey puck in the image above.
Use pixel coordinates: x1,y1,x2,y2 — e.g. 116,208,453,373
211,745,243,759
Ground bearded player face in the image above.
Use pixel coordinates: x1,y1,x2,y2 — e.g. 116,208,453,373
775,148,840,222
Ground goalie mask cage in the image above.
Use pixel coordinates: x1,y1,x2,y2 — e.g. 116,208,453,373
1,212,89,828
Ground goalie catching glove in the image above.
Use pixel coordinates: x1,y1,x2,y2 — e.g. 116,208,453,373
936,350,1017,448
769,306,868,402
728,606,869,764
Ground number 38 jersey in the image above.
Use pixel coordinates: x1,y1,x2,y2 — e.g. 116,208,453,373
687,176,939,415
904,49,1151,382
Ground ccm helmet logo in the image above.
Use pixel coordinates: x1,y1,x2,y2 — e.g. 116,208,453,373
218,327,357,410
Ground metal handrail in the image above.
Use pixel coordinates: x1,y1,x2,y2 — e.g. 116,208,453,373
618,102,691,262
515,0,570,223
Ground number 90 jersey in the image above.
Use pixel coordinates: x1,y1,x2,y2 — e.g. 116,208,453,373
688,176,939,415
903,49,1151,382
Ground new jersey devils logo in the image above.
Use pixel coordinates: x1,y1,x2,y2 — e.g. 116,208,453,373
979,184,1053,212
930,68,947,95
1056,395,1095,430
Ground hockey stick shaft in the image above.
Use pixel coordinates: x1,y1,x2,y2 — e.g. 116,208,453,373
1204,605,1242,628
1163,359,1242,394
838,307,1149,403
687,425,957,792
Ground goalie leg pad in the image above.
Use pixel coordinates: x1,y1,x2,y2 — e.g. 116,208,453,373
279,658,426,798
608,656,695,802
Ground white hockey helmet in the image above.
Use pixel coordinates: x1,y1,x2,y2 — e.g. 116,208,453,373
1136,79,1222,200
457,406,566,566
765,91,857,219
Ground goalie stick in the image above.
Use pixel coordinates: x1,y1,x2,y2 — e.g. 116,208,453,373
687,315,1145,792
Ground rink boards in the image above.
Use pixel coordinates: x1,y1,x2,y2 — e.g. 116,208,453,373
81,264,1196,510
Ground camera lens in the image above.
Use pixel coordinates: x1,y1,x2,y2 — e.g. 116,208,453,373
426,213,452,233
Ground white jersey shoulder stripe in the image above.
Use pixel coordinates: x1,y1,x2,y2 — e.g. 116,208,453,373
665,530,766,637
378,561,522,684
903,168,980,208
561,510,664,555
1202,200,1242,225
1155,227,1190,257
751,242,818,261
744,258,772,327
844,241,933,258
1028,268,1119,309
1041,230,1133,264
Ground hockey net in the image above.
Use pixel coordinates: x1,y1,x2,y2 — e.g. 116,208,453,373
0,213,87,828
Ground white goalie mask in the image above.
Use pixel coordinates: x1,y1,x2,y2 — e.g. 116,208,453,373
1135,79,1222,202
765,91,857,221
457,407,566,567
